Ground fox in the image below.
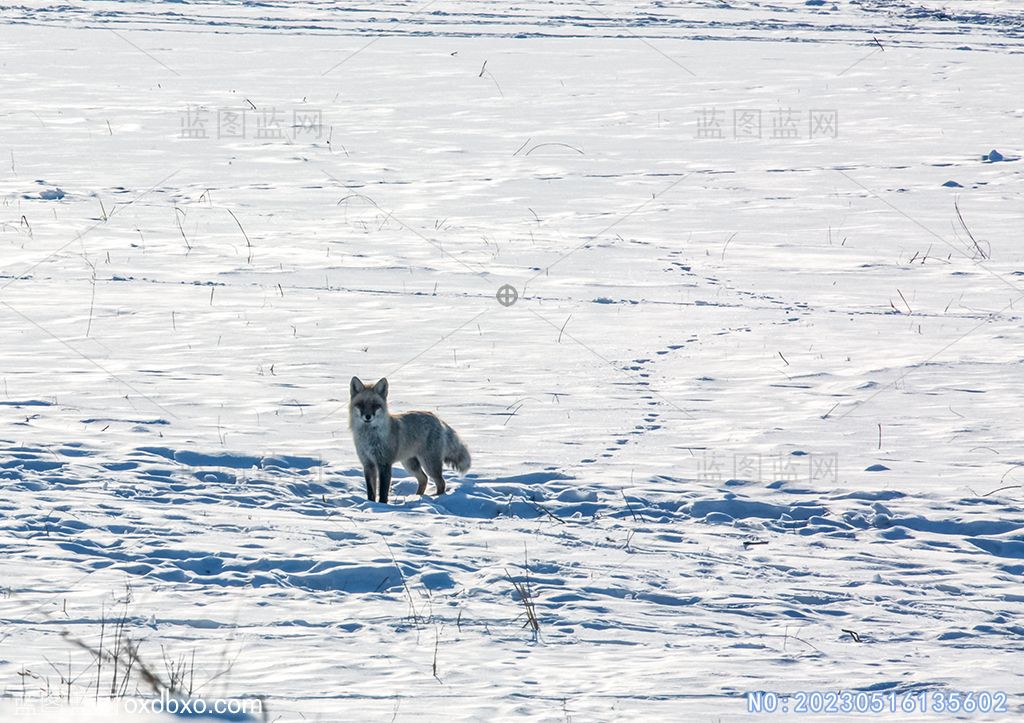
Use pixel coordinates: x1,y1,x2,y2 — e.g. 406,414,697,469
349,376,471,504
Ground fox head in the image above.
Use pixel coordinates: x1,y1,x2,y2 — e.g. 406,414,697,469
349,377,389,427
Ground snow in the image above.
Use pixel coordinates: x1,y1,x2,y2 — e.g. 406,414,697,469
1,0,1024,720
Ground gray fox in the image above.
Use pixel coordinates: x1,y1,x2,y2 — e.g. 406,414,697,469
349,377,471,503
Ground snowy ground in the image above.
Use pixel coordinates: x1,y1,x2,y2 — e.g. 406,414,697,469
1,1,1024,721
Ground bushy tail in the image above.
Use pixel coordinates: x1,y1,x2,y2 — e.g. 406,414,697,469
444,426,471,473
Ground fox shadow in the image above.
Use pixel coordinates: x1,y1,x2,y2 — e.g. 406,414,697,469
332,468,597,520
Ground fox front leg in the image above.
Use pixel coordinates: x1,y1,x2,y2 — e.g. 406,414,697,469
378,464,393,505
363,464,377,502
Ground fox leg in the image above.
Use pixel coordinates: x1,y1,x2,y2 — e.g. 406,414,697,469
424,458,446,496
404,458,429,496
378,464,393,504
363,464,377,502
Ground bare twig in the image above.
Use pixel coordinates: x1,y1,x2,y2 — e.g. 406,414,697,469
954,197,987,259
505,568,540,634
226,208,253,264
841,628,863,643
524,142,583,157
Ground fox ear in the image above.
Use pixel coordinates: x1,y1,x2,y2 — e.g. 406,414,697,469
350,377,365,398
373,378,389,399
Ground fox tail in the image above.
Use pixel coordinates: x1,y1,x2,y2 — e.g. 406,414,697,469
444,427,471,473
